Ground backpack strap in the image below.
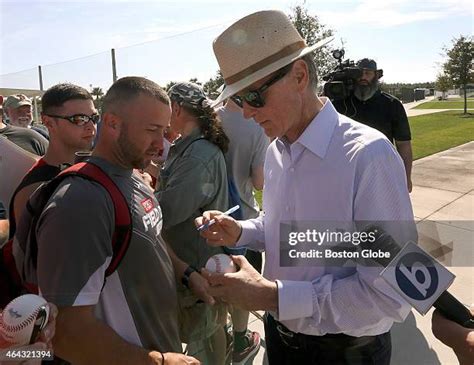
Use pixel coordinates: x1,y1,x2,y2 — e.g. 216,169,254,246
8,164,63,238
26,161,132,277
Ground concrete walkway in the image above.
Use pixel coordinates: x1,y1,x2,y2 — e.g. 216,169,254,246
391,142,473,365
404,96,448,117
407,108,450,117
404,96,435,111
404,96,472,117
248,142,474,365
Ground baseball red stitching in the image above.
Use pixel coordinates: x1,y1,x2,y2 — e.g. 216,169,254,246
0,300,41,336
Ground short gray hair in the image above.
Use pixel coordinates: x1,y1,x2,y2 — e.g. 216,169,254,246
300,54,318,91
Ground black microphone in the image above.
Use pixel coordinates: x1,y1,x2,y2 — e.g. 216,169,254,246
360,225,473,329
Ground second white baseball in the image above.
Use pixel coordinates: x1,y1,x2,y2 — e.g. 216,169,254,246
205,254,237,274
0,294,50,346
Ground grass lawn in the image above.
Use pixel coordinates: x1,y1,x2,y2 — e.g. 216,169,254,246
414,98,474,110
410,111,474,159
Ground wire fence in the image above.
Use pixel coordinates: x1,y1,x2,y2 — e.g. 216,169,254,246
0,68,39,91
0,23,228,94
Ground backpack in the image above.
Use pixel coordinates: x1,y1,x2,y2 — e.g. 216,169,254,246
8,161,64,238
0,161,132,308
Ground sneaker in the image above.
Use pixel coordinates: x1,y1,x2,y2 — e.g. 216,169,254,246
232,330,261,365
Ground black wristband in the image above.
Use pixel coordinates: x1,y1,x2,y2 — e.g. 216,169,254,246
181,266,198,288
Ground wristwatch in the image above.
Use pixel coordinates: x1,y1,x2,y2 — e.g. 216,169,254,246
181,266,198,288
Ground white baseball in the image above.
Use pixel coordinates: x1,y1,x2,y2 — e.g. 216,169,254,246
0,294,50,346
205,254,237,274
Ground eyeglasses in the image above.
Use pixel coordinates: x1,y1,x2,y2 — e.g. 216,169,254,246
45,113,100,126
230,64,293,108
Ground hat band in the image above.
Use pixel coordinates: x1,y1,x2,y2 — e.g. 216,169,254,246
224,41,306,86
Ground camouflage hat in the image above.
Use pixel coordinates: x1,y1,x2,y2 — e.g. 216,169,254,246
4,94,32,109
168,82,210,109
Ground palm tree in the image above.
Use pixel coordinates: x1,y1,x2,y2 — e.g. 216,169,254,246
91,87,104,100
90,86,104,110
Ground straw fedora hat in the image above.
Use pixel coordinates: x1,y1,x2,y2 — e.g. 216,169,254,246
212,10,334,106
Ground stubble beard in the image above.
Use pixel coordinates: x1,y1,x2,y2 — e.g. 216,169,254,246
117,127,149,169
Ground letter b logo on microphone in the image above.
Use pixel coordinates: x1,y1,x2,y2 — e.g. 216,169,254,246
380,241,454,315
395,252,438,301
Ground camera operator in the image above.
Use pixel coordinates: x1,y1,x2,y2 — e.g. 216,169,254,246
332,58,413,192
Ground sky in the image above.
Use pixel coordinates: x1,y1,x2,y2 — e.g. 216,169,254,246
0,0,472,92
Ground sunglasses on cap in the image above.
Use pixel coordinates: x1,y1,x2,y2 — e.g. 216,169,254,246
45,113,100,126
230,63,293,108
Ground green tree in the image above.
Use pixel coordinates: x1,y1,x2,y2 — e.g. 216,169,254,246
203,71,224,99
91,86,103,99
436,73,451,99
289,2,337,80
164,81,176,91
188,78,202,86
90,86,104,109
443,35,474,114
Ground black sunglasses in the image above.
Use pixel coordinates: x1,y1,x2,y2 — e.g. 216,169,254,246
45,113,100,126
230,63,293,108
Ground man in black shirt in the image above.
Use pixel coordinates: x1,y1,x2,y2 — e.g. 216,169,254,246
333,58,413,192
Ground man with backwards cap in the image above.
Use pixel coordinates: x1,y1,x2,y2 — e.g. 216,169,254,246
333,58,413,192
196,10,414,365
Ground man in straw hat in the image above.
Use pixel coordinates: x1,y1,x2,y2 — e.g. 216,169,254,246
196,10,414,364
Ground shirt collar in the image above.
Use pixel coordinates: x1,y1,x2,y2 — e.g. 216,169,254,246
277,98,338,159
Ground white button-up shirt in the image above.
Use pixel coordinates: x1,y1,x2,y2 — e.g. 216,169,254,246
237,98,414,337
